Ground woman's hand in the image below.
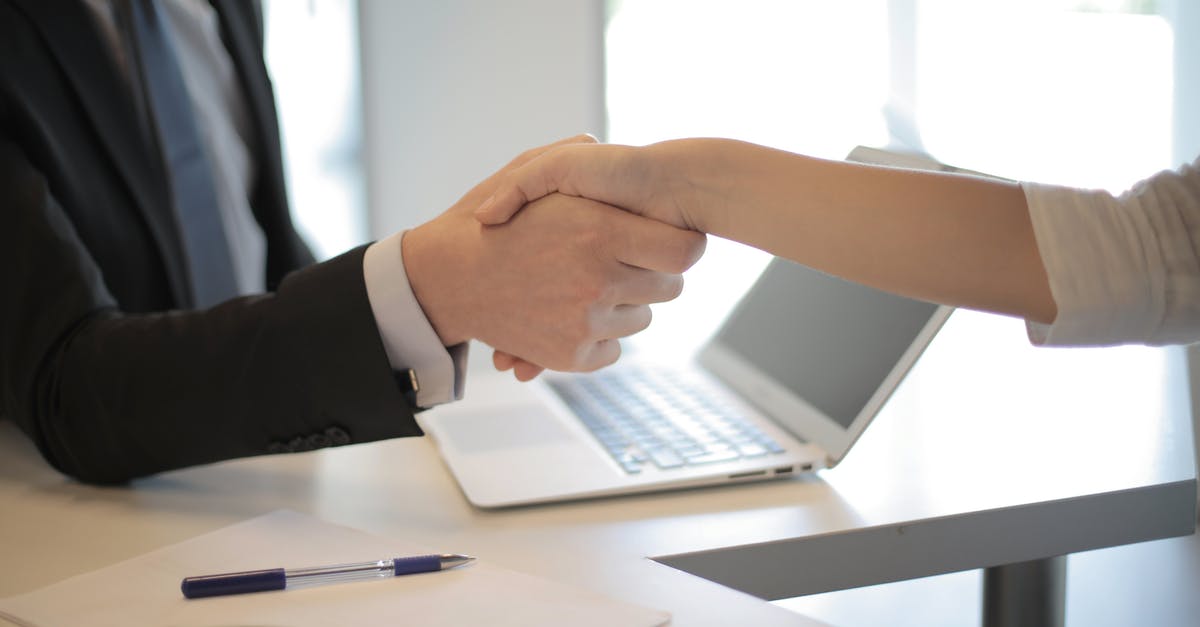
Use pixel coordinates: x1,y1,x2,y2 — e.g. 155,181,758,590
474,140,708,231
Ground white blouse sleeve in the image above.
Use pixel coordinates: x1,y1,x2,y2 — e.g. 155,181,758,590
1022,159,1200,347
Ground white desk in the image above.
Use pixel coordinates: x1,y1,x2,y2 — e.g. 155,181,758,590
0,312,1194,626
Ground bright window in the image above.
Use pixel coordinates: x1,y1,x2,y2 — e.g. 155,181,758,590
264,0,366,261
607,0,1174,357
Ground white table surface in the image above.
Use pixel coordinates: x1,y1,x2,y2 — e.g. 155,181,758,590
0,311,1194,626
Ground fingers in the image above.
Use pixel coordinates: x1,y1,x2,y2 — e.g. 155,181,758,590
493,350,547,381
511,360,546,382
555,309,644,374
493,303,647,382
493,350,519,371
505,345,612,380
477,142,628,226
504,133,597,173
475,154,566,225
607,265,686,306
493,302,648,378
473,136,598,225
475,182,532,225
606,209,708,274
599,303,654,340
576,338,622,373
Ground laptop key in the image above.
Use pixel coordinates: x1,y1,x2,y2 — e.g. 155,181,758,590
736,443,768,457
675,445,707,458
760,439,786,454
647,448,685,469
614,450,645,474
685,449,741,465
620,461,643,474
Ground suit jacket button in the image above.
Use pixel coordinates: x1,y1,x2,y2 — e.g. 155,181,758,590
267,442,289,455
325,427,351,446
306,432,331,449
287,436,310,452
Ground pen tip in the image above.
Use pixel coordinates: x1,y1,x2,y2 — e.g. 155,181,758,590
439,554,475,569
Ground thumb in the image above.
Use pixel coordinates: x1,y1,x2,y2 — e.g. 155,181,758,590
474,186,532,226
477,135,598,225
506,132,597,170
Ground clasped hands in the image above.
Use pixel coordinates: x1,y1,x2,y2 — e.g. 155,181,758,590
401,135,704,382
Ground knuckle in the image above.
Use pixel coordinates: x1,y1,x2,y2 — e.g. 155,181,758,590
687,232,708,263
663,274,685,301
599,340,622,368
571,283,598,306
564,313,600,349
569,343,595,372
669,233,707,273
579,340,621,373
574,274,611,304
576,221,607,249
546,343,580,372
538,167,561,197
633,305,653,333
660,248,688,274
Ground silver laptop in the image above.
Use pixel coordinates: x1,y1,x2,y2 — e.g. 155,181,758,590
418,148,956,508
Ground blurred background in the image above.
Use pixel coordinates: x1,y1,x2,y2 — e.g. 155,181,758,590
262,1,1199,625
263,0,1194,356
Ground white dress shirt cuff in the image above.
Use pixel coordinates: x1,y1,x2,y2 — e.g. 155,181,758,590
363,232,468,407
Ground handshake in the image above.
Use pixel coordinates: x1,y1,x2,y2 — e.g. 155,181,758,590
400,134,709,383
401,131,1064,386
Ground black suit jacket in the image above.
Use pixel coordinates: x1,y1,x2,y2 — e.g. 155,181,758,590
0,0,422,483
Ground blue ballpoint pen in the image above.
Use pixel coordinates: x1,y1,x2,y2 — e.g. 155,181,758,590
181,554,475,599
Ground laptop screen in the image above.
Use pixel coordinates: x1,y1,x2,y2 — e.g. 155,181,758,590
698,257,951,463
715,259,939,429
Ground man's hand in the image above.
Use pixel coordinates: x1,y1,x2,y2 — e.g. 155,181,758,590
470,139,716,379
402,154,706,378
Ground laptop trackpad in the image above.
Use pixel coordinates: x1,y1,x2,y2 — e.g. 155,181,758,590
437,404,573,454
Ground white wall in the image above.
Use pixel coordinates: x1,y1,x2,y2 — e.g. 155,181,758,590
1164,0,1200,167
357,0,606,237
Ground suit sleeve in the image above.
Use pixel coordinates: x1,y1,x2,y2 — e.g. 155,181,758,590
0,138,423,484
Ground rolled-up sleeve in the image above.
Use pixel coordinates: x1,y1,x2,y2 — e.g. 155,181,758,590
1023,159,1200,346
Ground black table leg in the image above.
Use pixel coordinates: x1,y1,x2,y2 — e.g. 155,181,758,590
982,555,1067,627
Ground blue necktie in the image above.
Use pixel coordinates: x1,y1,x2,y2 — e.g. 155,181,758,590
129,0,238,308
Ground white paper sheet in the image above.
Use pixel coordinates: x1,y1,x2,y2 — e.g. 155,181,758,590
0,510,669,627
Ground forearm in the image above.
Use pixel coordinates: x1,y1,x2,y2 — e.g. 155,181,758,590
654,139,1056,323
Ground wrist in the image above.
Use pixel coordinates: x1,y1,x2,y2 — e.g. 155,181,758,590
647,138,730,233
400,220,474,347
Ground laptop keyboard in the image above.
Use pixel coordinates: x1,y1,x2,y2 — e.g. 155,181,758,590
545,366,786,474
